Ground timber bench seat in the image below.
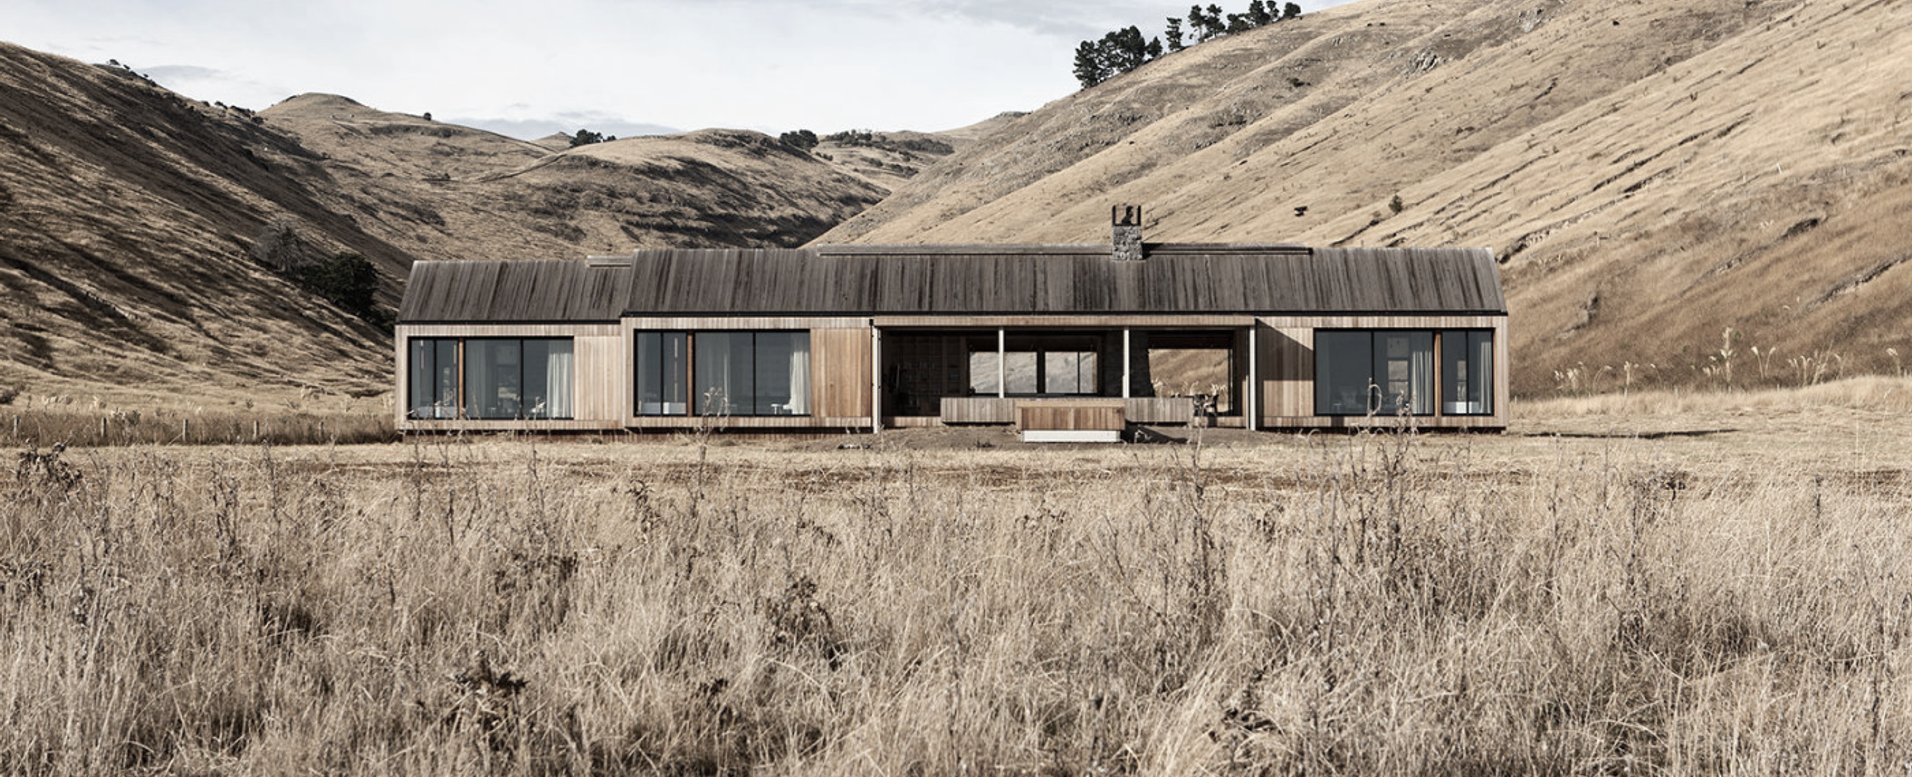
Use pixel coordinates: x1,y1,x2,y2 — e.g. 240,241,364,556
1016,399,1125,443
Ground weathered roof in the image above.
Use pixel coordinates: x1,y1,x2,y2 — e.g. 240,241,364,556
397,244,1505,323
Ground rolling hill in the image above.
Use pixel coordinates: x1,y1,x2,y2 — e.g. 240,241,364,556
820,0,1912,394
0,44,946,408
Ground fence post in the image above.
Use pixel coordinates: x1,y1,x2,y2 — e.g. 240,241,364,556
253,420,260,441
180,418,188,444
100,416,107,443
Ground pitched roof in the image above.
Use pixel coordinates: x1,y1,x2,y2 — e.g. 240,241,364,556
397,244,1505,323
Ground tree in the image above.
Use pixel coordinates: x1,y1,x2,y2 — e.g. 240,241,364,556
569,129,614,147
1073,41,1110,88
1165,17,1186,51
1283,2,1302,20
298,252,383,324
779,129,819,150
1102,26,1149,73
1146,37,1164,60
1247,0,1274,26
1188,4,1223,40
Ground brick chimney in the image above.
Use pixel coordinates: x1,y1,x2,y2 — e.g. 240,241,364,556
1111,205,1144,262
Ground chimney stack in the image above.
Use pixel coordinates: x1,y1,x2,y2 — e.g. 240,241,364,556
1111,205,1144,262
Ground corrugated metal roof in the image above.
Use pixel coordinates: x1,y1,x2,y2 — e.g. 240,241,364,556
397,245,1505,323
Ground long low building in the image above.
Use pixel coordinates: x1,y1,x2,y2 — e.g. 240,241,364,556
394,207,1508,434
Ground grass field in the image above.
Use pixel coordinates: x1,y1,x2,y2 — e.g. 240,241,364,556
3,380,1909,774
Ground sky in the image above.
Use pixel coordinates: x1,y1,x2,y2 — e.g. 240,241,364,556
4,0,1354,139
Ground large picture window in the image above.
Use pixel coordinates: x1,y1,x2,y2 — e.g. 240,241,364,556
406,337,573,420
636,330,811,416
1316,330,1490,417
1315,330,1434,416
964,341,1096,396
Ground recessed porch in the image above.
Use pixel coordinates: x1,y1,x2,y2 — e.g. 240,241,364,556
876,326,1253,429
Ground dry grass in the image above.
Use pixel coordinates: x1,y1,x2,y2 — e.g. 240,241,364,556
3,388,1908,774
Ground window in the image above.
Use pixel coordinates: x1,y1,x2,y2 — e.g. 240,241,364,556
1043,351,1098,395
969,351,1001,394
1314,330,1433,416
638,330,811,416
1004,352,1039,394
1315,331,1374,415
522,339,575,419
970,335,1097,397
635,331,688,415
407,338,459,419
406,337,573,420
1374,331,1434,415
1441,330,1494,415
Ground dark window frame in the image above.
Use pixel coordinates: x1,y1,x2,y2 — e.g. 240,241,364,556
405,336,576,421
1440,329,1496,417
633,329,812,418
1313,329,1458,418
407,337,459,420
633,331,691,417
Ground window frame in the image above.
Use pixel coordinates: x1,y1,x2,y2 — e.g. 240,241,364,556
633,329,813,418
1440,329,1496,416
405,335,576,422
1313,329,1459,418
407,337,460,420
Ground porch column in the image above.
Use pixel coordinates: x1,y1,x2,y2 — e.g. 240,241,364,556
871,326,882,432
997,328,1006,399
1121,329,1131,399
1246,325,1258,431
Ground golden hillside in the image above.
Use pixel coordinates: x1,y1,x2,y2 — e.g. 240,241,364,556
820,0,1912,394
259,95,891,258
0,44,907,406
0,46,399,406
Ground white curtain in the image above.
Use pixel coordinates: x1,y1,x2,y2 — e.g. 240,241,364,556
1475,333,1494,414
787,338,811,415
545,342,574,419
695,333,736,415
1411,339,1434,415
463,344,491,418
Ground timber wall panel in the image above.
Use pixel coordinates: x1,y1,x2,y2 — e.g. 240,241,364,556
573,333,627,423
1259,324,1315,419
1017,401,1126,432
811,328,874,420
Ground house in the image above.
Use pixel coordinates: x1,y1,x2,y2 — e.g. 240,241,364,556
394,207,1508,435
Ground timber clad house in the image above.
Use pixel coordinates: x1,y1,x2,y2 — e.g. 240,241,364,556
395,208,1508,438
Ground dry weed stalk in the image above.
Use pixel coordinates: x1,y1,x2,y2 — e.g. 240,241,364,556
0,413,1906,773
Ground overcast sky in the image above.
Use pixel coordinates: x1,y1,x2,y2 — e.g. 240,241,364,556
6,0,1354,139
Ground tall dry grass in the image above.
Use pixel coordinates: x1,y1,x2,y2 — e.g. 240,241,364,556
0,427,1906,774
0,409,395,448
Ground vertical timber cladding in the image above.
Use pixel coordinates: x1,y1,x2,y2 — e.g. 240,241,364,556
1255,315,1510,429
809,327,874,419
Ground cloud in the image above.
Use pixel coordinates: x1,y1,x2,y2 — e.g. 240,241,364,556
5,0,1360,134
